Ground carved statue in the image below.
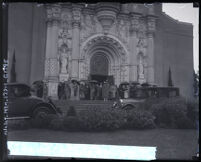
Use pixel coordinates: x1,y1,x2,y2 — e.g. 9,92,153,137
60,47,69,74
138,54,144,78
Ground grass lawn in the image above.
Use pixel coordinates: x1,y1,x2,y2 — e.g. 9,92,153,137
8,128,198,160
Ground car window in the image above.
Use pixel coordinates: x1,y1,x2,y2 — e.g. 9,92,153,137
13,86,30,97
8,86,15,98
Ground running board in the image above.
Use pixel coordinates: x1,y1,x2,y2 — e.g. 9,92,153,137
7,116,30,120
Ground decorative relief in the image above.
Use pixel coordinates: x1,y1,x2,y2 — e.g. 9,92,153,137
138,18,147,38
147,16,156,34
136,18,147,54
44,59,50,77
72,7,81,26
46,4,61,23
117,19,129,44
80,14,96,43
58,27,72,49
49,58,59,76
130,14,140,33
120,65,129,82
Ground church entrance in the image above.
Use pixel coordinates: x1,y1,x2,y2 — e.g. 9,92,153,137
90,54,114,84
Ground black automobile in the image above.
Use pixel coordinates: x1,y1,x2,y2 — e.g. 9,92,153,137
113,86,179,110
7,83,62,121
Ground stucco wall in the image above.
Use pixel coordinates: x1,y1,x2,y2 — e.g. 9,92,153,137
8,3,46,86
154,12,194,99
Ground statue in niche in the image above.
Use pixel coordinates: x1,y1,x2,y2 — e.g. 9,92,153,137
138,54,145,79
59,45,69,74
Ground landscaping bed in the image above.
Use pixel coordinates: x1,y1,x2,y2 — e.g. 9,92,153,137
8,97,198,131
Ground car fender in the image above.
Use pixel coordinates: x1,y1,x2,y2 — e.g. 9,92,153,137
122,103,136,109
30,102,58,117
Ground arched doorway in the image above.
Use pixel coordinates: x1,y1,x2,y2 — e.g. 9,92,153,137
90,53,112,83
80,34,130,85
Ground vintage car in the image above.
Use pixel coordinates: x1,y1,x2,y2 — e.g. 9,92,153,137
113,86,179,110
113,88,147,110
7,83,62,121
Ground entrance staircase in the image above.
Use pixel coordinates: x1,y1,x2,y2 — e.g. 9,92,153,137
53,100,114,115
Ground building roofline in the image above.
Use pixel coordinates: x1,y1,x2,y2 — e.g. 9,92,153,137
161,12,193,26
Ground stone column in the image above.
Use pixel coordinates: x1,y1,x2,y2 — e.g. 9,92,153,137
147,15,157,84
44,4,61,99
129,13,141,82
71,5,82,80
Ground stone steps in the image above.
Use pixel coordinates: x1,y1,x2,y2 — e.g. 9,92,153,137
53,100,114,114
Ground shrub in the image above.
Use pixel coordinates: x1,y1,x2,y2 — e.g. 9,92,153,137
124,108,156,129
30,114,57,129
63,116,82,131
66,106,77,117
49,114,64,130
150,97,196,129
186,100,199,123
8,119,30,130
77,108,125,131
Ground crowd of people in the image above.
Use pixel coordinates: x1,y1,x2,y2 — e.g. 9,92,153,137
58,80,119,101
31,79,156,100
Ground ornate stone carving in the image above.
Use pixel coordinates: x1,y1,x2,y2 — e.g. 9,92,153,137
130,14,141,33
44,59,50,78
147,16,157,34
96,3,120,33
72,6,82,27
46,4,61,24
49,58,59,77
117,19,129,43
80,14,96,42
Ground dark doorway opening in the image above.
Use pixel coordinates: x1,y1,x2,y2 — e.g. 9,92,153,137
90,75,114,84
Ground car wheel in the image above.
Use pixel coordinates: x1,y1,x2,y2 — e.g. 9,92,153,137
32,107,52,128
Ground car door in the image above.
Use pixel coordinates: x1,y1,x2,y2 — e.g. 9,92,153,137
8,85,18,117
8,85,32,118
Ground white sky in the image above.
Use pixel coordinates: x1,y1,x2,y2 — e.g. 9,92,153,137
162,3,199,72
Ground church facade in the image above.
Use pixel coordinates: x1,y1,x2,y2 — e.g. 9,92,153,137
8,3,194,99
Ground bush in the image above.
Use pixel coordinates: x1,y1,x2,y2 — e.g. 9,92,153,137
123,108,156,129
8,119,30,130
186,100,199,123
30,114,57,129
150,97,196,129
63,116,82,131
49,115,64,130
77,108,125,131
66,106,77,117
